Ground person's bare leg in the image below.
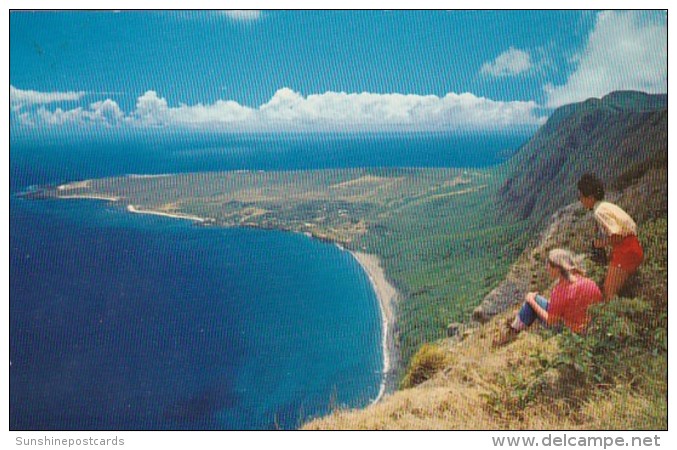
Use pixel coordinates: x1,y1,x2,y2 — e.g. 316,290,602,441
604,265,632,301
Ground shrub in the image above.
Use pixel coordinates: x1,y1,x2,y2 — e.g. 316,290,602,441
636,218,668,310
484,349,555,420
555,298,657,386
400,343,451,389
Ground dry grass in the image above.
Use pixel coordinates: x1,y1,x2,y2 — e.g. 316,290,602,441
577,388,667,430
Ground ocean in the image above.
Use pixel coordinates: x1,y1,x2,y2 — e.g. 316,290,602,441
9,133,527,430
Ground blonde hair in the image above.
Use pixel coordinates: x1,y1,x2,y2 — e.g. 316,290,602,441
547,248,586,282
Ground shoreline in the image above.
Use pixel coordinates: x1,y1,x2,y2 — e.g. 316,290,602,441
126,205,206,223
123,203,399,403
57,194,121,202
349,251,399,403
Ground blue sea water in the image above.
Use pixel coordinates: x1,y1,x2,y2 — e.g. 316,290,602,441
9,133,527,430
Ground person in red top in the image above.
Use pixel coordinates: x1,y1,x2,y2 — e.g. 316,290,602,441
494,249,603,346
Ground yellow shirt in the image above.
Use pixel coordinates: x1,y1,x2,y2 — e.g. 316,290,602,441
593,201,637,237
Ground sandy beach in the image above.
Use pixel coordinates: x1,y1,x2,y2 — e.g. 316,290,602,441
57,194,121,202
126,205,206,223
57,180,92,191
350,251,399,403
55,180,119,201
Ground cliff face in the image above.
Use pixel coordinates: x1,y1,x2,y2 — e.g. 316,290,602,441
498,91,667,229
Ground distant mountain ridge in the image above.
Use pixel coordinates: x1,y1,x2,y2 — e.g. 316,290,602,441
543,91,667,133
499,90,667,228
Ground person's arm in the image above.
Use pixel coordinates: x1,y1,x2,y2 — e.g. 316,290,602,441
526,292,549,323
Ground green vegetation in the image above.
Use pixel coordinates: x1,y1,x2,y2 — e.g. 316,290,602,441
400,343,451,389
559,218,666,404
303,91,666,429
499,105,666,228
359,170,528,364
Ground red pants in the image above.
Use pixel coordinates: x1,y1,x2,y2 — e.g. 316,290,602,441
610,235,644,273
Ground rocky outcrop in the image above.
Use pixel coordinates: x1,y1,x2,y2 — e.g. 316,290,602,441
472,202,585,323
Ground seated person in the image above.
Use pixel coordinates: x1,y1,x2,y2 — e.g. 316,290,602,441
494,249,603,346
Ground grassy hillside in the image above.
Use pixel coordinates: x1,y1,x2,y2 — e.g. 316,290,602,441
358,169,528,365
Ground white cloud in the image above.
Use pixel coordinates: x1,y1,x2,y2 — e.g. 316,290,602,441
35,106,86,126
221,10,262,22
13,87,546,133
545,11,667,108
170,100,254,124
480,47,533,77
90,99,125,123
10,85,86,110
132,90,170,125
130,90,254,126
254,88,544,131
24,99,124,127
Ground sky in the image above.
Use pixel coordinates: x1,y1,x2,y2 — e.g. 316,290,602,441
8,9,668,138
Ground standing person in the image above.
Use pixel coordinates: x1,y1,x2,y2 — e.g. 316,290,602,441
493,249,603,346
577,174,644,301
